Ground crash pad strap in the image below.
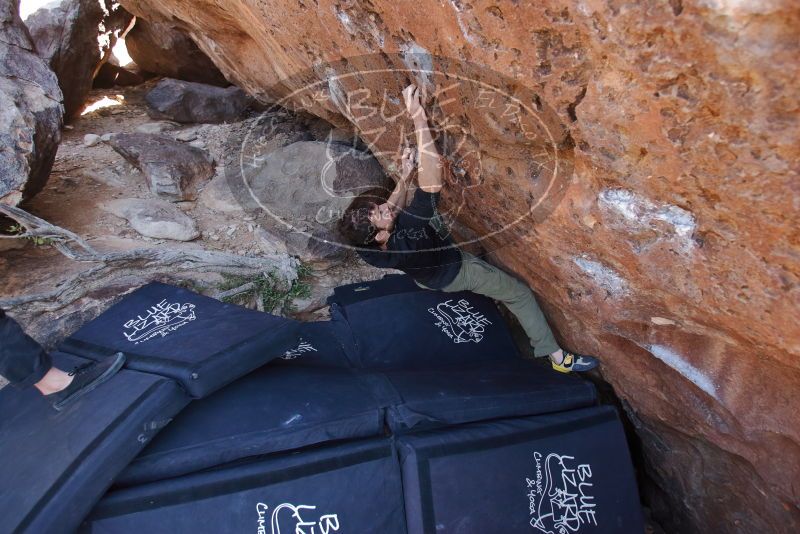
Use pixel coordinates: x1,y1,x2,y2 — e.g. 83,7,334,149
60,325,298,398
60,326,285,375
91,440,395,519
60,337,188,374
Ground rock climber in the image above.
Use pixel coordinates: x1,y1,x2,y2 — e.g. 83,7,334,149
339,84,599,373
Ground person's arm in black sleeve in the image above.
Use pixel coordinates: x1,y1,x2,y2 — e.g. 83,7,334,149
0,308,52,389
404,188,441,222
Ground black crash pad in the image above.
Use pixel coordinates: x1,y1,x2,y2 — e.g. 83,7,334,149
83,439,407,533
384,359,597,433
59,282,301,397
272,318,355,368
327,274,422,307
332,288,520,369
0,352,189,534
117,359,597,487
115,365,388,486
398,405,644,534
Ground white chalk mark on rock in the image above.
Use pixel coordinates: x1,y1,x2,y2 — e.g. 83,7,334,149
647,344,718,400
399,41,434,95
598,189,696,250
573,255,628,296
650,316,677,326
448,0,482,47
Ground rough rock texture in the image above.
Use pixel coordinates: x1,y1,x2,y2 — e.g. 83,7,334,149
134,120,178,134
24,0,134,119
125,18,227,86
0,0,63,205
198,173,244,214
145,78,252,123
24,0,104,120
118,0,800,532
106,132,214,200
93,52,146,87
242,140,392,262
102,197,200,241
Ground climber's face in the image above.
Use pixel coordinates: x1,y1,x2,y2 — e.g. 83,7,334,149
368,202,396,231
368,202,397,247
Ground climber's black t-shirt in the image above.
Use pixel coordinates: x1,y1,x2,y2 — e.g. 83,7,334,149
357,189,462,288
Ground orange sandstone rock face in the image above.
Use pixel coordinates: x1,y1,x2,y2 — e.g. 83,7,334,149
119,0,799,531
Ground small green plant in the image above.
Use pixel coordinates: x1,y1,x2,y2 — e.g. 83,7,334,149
218,264,312,313
7,224,53,246
173,279,205,294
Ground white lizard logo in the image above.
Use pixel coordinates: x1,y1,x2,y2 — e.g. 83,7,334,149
122,299,196,344
428,298,492,343
256,502,340,534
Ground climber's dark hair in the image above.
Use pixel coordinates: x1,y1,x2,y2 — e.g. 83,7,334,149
339,188,389,247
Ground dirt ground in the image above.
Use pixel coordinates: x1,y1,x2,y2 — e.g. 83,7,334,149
0,80,389,369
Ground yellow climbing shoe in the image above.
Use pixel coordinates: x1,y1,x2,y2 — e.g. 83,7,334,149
551,351,599,373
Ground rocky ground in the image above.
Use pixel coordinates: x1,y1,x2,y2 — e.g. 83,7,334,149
0,79,394,379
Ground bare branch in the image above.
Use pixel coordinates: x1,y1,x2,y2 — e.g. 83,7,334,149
214,282,256,301
0,205,298,314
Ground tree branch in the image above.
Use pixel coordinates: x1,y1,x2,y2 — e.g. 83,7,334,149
0,205,297,313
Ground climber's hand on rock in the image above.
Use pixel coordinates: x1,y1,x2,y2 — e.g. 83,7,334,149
400,146,416,181
403,84,427,123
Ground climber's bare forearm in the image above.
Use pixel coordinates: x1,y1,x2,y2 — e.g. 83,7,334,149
387,179,410,211
414,117,443,193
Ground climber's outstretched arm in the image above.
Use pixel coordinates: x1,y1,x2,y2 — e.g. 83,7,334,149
403,84,442,193
386,146,416,214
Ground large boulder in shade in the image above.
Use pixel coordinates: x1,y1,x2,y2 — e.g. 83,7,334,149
105,133,214,201
102,197,199,241
238,140,392,261
24,0,104,120
125,18,226,86
0,0,63,206
24,0,133,119
93,52,146,88
144,78,252,123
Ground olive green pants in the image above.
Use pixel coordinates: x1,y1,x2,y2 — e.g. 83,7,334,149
417,252,560,357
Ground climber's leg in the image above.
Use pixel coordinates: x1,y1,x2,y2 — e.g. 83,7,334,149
415,253,599,372
427,253,560,357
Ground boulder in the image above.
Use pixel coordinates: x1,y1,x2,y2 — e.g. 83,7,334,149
114,0,800,530
198,174,244,214
102,197,199,241
105,133,214,201
124,18,227,86
24,0,103,120
144,78,251,123
134,121,179,134
0,0,63,206
241,140,392,261
24,0,134,120
92,53,145,88
83,134,100,147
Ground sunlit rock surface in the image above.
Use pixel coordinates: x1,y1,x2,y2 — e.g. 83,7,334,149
117,1,799,531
